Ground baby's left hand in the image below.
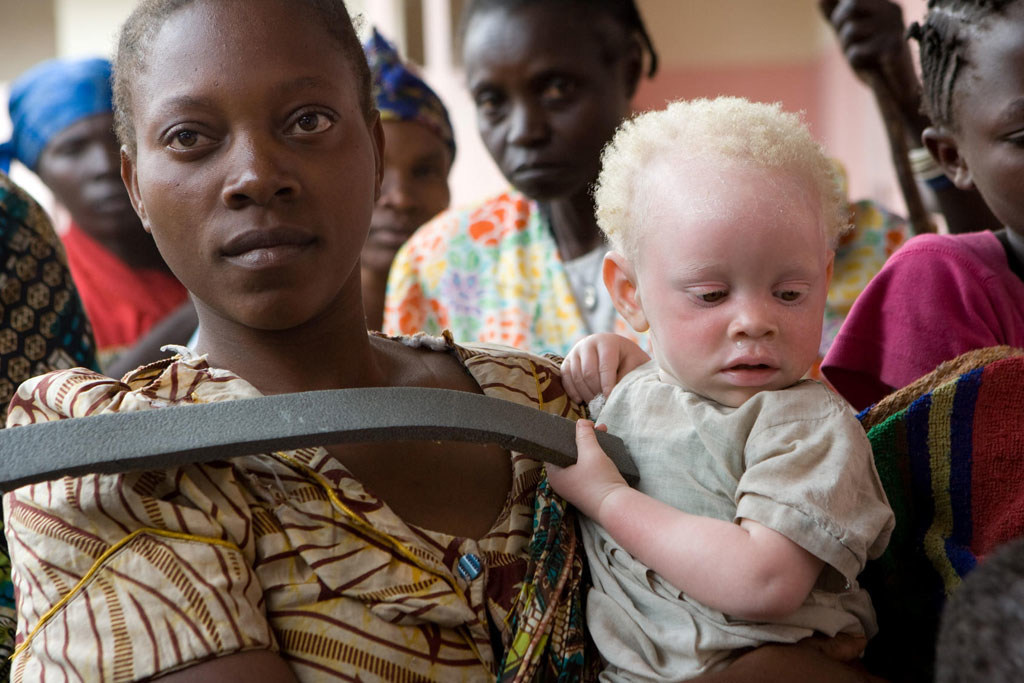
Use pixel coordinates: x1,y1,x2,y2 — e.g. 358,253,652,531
546,420,629,519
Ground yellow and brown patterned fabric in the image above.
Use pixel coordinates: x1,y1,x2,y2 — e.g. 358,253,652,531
3,333,592,681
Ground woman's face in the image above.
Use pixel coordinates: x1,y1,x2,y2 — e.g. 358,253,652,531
363,120,451,274
36,112,142,243
463,4,639,201
121,0,382,332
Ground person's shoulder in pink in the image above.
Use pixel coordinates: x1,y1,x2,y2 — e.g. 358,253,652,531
822,230,1024,411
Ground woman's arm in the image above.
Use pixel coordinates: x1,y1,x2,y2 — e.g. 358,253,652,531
547,421,823,620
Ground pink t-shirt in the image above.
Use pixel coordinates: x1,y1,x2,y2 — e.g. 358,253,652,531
822,231,1024,411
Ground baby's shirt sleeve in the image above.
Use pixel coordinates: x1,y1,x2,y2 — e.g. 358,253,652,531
733,384,895,582
5,369,274,681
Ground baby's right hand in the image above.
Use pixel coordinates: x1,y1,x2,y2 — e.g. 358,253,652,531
561,333,650,404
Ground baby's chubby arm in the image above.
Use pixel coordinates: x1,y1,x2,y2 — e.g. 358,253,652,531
547,421,824,621
561,333,651,404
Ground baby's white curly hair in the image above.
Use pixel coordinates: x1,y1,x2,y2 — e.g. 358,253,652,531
594,97,849,260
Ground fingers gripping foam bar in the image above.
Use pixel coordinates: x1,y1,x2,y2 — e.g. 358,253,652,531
0,387,638,490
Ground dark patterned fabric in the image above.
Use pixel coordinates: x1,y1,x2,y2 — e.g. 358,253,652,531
0,171,96,681
0,171,96,424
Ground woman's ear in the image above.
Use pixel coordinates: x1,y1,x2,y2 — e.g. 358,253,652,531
922,126,974,191
603,251,649,333
120,147,151,233
369,109,385,202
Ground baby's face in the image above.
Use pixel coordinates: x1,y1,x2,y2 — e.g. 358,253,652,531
630,161,832,407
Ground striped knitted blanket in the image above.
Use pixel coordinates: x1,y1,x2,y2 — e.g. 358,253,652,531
858,346,1024,681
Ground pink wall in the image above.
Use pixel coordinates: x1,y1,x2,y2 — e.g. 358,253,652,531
631,0,931,218
634,62,823,138
632,58,901,214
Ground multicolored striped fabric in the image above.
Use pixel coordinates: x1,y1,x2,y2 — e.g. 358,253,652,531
4,333,594,682
857,347,1024,681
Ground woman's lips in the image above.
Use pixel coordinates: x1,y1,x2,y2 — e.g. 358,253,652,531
221,227,315,267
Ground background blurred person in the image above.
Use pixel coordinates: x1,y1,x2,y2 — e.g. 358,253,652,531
361,29,454,330
384,0,657,356
0,57,186,370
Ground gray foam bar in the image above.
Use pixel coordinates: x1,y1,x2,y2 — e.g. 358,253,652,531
0,387,638,490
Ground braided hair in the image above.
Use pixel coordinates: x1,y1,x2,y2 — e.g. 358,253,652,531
908,0,1018,129
114,0,373,154
460,0,659,79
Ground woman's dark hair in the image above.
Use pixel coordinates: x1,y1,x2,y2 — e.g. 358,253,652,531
113,0,373,153
459,0,659,79
908,0,1017,129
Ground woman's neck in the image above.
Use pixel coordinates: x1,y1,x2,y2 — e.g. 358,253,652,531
193,297,389,396
542,189,607,262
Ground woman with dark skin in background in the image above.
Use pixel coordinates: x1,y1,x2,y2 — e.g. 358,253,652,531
360,29,454,330
384,0,652,355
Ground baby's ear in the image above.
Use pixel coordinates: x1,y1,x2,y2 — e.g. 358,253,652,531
922,127,974,191
603,251,649,333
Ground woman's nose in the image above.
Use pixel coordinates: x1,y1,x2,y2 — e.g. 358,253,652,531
378,169,415,211
507,100,549,147
85,138,122,179
221,134,299,208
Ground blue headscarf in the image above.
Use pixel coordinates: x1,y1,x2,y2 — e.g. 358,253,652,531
363,29,455,160
0,57,114,174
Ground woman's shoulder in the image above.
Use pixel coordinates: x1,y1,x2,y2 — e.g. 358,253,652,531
390,331,583,419
4,350,256,427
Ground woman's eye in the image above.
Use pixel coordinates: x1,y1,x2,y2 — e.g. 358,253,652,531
474,91,503,118
542,80,568,101
168,130,204,150
412,162,444,180
290,112,334,134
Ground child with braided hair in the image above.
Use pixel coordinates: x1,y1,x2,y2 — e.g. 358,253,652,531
821,0,1024,411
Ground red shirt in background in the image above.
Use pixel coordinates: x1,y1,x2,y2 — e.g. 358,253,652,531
61,222,187,367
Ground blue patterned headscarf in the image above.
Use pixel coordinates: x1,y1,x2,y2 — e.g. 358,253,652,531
0,57,113,174
364,29,455,160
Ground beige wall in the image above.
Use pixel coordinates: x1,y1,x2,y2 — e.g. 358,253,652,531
0,1,56,82
643,0,832,67
54,0,135,58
